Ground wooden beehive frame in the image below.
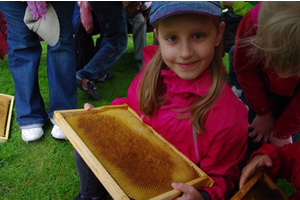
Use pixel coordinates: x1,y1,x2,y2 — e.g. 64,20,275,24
54,104,214,200
0,94,14,142
230,171,288,200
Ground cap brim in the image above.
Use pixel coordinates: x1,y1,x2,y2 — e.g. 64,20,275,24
150,1,222,25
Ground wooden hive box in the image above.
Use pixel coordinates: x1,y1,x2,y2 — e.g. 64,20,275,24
0,93,14,142
53,104,214,200
230,171,288,200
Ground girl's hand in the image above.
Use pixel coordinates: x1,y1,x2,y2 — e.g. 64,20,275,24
84,103,94,110
239,154,273,189
171,183,204,200
248,112,274,143
269,131,292,147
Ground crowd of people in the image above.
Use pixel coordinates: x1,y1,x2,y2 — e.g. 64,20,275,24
0,1,150,141
0,1,300,200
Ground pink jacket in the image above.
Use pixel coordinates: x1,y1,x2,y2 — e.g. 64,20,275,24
112,45,248,199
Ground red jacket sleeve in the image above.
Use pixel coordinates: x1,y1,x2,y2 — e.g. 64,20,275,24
233,10,272,115
273,89,300,139
249,142,300,196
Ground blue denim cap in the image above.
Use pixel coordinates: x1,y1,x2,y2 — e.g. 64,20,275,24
149,1,222,25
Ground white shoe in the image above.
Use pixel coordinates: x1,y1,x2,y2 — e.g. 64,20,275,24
231,86,243,98
51,125,68,140
21,128,44,142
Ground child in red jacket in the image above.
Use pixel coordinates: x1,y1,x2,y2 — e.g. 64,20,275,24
234,2,300,168
240,141,300,199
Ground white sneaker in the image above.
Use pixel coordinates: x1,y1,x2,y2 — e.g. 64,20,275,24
231,86,243,98
21,128,44,142
51,125,68,140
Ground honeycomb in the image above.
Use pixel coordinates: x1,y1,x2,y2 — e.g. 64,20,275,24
0,95,10,137
65,108,203,199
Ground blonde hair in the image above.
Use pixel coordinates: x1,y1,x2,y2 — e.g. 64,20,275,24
247,1,300,77
138,16,225,134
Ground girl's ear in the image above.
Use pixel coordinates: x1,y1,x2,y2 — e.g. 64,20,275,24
215,21,225,46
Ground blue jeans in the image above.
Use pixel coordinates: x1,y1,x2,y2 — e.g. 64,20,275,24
72,2,81,34
0,1,77,129
77,1,128,80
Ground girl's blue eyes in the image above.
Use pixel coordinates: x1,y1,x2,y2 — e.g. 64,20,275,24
167,34,203,41
167,36,177,41
194,34,202,39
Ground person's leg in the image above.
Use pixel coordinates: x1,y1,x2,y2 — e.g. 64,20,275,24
47,2,77,116
128,13,146,71
74,149,108,199
77,1,128,80
229,45,242,98
129,13,146,61
72,2,81,34
47,2,77,139
0,2,47,130
229,45,236,87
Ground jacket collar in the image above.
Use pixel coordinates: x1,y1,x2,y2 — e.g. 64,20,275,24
161,68,212,97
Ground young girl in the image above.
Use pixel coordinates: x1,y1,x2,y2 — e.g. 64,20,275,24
75,2,248,200
233,2,300,164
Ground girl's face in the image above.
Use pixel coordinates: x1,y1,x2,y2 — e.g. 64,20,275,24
155,14,224,80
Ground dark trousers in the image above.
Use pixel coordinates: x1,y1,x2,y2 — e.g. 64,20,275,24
74,149,108,198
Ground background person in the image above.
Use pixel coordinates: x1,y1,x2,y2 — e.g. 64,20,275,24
76,1,128,100
0,1,77,142
234,2,300,166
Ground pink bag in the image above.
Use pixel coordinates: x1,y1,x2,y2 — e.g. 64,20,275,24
78,1,94,34
26,1,47,20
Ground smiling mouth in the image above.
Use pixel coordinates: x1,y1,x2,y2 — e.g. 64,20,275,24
177,61,197,69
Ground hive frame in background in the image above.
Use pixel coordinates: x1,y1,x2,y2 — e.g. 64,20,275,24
230,171,288,200
0,93,14,142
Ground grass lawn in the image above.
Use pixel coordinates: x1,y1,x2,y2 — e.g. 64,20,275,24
0,33,296,199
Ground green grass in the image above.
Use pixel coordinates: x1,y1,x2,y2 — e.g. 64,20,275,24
0,33,296,199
